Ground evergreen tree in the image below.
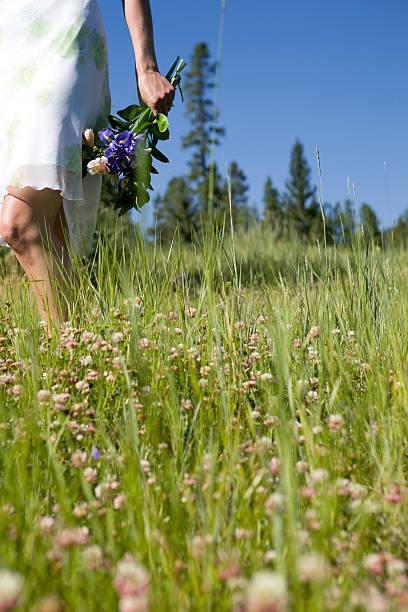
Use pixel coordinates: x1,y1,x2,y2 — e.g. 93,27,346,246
308,199,337,244
194,161,225,222
181,42,225,218
219,161,251,230
392,210,408,245
359,203,380,241
285,140,315,239
262,177,283,236
307,196,323,241
149,176,197,244
239,204,259,232
333,199,356,243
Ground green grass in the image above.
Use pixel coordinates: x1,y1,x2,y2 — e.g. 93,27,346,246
0,224,407,611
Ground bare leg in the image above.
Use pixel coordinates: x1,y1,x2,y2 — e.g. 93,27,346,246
53,202,69,251
0,186,74,334
54,202,82,318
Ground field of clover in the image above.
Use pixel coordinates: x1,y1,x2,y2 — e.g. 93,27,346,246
0,225,408,611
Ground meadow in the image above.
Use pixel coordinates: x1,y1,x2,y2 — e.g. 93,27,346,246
0,220,407,611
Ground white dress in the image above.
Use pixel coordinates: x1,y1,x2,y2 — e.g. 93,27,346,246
0,0,111,257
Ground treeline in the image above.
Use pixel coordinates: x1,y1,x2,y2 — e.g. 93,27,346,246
101,42,408,247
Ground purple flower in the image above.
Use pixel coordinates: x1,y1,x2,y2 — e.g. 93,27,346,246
98,129,145,175
98,128,115,145
92,447,101,460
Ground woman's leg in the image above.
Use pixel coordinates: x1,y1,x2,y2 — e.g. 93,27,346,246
0,186,74,332
54,202,82,315
53,202,69,251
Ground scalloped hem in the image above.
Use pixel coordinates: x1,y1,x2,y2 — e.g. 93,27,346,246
0,169,102,258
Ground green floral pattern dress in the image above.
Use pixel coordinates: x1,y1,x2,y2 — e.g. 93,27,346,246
0,0,111,257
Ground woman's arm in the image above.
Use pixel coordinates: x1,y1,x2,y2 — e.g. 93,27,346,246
122,0,175,116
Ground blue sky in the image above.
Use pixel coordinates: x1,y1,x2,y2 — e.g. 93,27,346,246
99,0,408,229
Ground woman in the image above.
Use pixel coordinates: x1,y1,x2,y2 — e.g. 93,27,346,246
0,0,174,332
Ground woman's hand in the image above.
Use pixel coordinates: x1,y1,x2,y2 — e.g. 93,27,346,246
137,69,175,116
122,0,174,115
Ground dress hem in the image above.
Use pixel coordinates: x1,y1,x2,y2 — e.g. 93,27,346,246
1,183,86,205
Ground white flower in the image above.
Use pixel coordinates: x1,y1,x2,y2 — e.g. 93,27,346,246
0,570,24,612
246,570,288,611
87,156,109,175
114,553,150,598
111,332,124,344
298,552,329,582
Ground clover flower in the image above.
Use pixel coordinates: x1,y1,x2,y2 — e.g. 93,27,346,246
246,570,288,612
113,553,150,599
298,552,330,582
53,527,89,548
0,570,24,612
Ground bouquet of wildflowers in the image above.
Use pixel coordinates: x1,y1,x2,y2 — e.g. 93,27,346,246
82,57,186,216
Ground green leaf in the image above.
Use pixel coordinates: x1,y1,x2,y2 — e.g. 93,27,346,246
117,104,144,121
132,166,151,189
136,185,150,208
151,147,169,163
115,186,137,216
164,57,180,81
178,83,184,103
129,107,154,132
151,124,170,141
133,119,154,134
155,113,169,133
108,114,128,131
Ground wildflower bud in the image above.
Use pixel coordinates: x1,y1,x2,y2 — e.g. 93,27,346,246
37,516,55,534
310,326,320,338
269,457,280,475
114,494,127,510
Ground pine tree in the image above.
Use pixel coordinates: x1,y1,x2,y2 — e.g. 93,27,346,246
219,161,252,230
285,140,315,239
149,177,197,244
262,177,282,236
307,196,324,242
194,161,225,222
333,199,356,243
393,209,408,245
181,42,225,218
359,203,380,241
